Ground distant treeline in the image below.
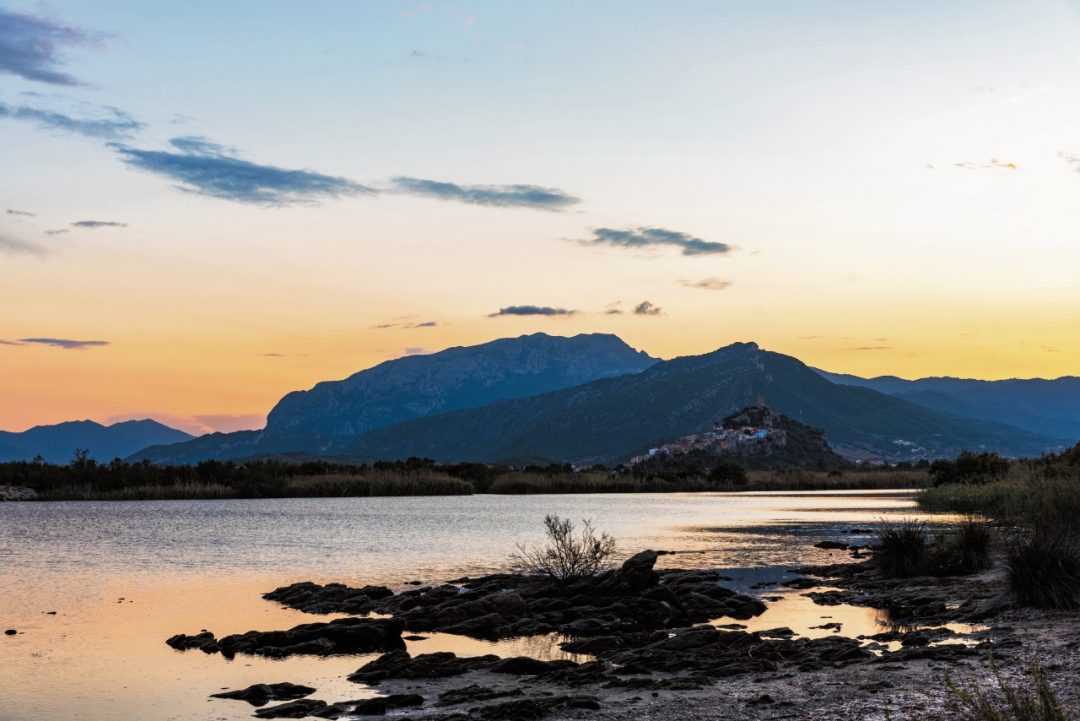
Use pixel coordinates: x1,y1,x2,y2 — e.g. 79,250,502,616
0,451,928,501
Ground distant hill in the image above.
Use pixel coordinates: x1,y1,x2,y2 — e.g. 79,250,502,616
130,333,657,463
633,406,849,471
816,370,1080,441
347,343,1064,465
0,419,193,464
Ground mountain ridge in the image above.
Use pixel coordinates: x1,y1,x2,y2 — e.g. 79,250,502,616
0,419,193,464
345,343,1064,465
131,333,657,463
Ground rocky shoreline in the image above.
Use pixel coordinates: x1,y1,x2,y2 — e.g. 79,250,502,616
166,547,1080,720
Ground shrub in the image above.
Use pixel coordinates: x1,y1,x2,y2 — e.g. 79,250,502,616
926,518,993,576
931,451,1011,487
708,459,748,486
944,661,1074,721
510,514,616,581
1006,525,1080,609
876,519,930,577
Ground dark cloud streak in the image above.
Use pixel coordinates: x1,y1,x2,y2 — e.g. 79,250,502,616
633,301,662,316
392,176,579,210
15,338,110,350
580,227,733,256
0,100,143,139
72,220,127,229
0,9,102,86
111,136,374,205
488,305,578,317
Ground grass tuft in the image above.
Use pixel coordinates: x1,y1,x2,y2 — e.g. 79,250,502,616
1006,526,1080,610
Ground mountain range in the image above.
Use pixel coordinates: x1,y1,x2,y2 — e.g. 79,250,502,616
345,342,1062,464
0,420,193,464
9,334,1072,467
815,370,1080,441
133,333,657,463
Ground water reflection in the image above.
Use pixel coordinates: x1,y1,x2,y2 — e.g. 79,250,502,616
0,490,954,721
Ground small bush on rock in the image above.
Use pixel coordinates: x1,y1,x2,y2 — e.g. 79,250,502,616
511,515,616,581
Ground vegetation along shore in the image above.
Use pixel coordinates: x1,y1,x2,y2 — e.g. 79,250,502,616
0,455,931,501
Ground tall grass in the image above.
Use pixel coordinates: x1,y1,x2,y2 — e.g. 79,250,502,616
944,662,1075,721
876,517,993,578
745,468,929,491
877,519,930,577
286,471,473,497
918,466,1080,527
1006,527,1080,610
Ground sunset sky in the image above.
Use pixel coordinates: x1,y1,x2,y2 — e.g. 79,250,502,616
3,0,1080,435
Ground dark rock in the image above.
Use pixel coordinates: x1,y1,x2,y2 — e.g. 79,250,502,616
4,629,17,636
211,682,315,706
616,550,661,591
347,650,499,683
437,685,525,707
814,541,849,550
811,622,842,632
254,699,328,718
490,656,578,675
781,577,820,589
166,630,219,653
468,695,601,721
214,617,405,658
352,698,386,716
263,582,395,615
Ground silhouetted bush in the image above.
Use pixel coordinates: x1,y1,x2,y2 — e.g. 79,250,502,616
1006,525,1080,610
510,515,616,581
876,519,930,577
931,451,1011,486
926,518,993,576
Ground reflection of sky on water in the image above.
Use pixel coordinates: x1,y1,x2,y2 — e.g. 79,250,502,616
0,491,955,721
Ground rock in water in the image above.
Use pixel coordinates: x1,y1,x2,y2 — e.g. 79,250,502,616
211,682,316,706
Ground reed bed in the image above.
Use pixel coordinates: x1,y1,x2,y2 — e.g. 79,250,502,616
744,468,929,491
285,471,473,497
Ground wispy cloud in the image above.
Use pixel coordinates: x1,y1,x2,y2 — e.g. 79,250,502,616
579,227,733,256
488,305,578,317
1062,152,1080,173
603,301,624,315
633,300,662,316
953,159,1018,172
373,318,439,330
111,136,374,205
679,276,732,291
0,9,103,86
14,337,109,350
44,228,68,236
0,231,45,255
848,345,891,351
392,177,580,210
6,209,35,217
260,352,308,358
0,100,143,139
71,220,127,229
403,347,430,356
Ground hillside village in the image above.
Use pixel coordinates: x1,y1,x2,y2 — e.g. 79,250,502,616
629,405,789,466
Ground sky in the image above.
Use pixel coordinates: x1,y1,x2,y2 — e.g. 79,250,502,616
2,0,1080,435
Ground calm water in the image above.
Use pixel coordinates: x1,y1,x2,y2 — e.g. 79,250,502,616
0,491,947,721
